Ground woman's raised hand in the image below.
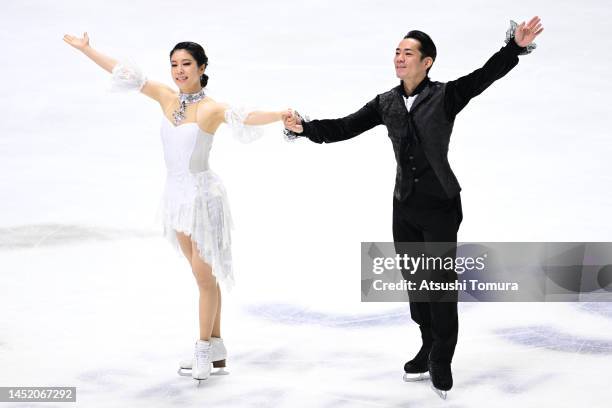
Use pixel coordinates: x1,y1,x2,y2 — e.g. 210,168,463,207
62,32,117,73
63,32,90,51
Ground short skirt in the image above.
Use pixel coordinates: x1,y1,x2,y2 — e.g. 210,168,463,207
156,170,234,290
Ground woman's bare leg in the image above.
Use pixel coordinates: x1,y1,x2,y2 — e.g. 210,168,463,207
175,231,222,340
212,286,222,338
190,240,218,341
175,231,193,264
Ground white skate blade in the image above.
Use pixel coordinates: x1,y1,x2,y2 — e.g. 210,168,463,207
430,383,447,400
177,368,192,377
192,373,210,381
179,359,225,370
403,372,430,382
211,367,229,376
179,366,228,377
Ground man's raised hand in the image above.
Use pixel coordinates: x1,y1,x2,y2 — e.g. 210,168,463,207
514,16,544,47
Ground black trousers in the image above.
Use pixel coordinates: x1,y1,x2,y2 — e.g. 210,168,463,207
392,194,462,364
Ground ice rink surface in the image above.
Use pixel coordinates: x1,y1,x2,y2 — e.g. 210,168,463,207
1,0,612,406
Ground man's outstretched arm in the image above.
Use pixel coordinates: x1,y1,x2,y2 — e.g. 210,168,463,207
444,16,544,119
283,96,382,143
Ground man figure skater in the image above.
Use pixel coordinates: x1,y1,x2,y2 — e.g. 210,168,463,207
283,17,544,399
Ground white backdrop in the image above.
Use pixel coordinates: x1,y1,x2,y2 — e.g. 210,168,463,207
1,0,612,407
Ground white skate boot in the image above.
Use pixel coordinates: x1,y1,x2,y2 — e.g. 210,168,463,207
192,340,211,383
178,337,228,376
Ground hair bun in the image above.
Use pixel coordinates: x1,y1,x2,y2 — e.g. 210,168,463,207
200,73,209,88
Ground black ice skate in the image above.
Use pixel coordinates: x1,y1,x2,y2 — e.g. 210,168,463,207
428,360,453,400
402,346,430,382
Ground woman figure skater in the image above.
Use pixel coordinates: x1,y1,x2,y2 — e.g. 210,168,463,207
63,32,288,382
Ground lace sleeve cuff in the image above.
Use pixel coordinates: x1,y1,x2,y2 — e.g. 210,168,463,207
505,20,537,55
110,60,147,92
223,106,264,143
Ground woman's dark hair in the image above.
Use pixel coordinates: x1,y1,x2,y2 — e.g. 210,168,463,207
403,30,437,73
170,42,209,87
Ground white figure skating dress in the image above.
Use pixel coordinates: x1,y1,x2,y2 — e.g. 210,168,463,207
111,61,262,290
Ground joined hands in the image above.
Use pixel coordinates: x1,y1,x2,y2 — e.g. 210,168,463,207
281,109,303,134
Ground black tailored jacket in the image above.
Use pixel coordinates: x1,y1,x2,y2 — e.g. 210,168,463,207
300,40,527,200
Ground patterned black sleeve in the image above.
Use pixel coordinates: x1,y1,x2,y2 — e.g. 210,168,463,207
298,96,383,144
444,40,527,119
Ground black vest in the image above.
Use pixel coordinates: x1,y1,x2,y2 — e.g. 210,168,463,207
377,81,460,201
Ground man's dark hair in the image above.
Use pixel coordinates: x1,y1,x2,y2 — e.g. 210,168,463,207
403,30,437,73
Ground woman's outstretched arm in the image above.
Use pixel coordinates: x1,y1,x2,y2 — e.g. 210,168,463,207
214,103,286,125
211,102,289,143
63,32,174,104
243,110,285,126
63,32,117,72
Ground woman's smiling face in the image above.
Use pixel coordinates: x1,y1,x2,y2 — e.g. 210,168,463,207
170,49,205,91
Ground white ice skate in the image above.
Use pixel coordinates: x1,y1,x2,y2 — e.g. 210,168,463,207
191,340,212,383
178,337,229,377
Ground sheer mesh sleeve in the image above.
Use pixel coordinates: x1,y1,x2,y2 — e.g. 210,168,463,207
110,60,147,92
223,106,264,143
